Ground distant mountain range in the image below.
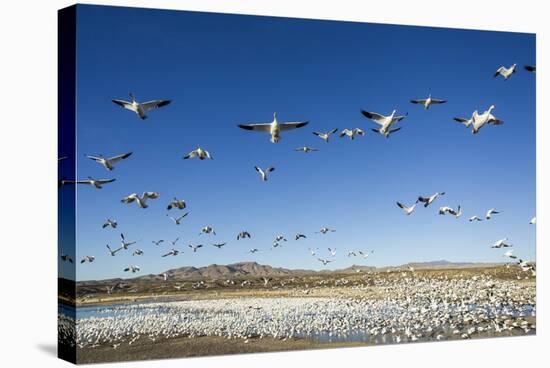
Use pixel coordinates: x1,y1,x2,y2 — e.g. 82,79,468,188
78,260,503,283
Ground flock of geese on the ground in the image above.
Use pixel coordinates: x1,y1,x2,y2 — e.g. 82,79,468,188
59,62,536,277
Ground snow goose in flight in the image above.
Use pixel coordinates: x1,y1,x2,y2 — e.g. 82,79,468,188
167,198,186,210
294,146,318,153
318,258,333,266
75,177,116,189
162,249,180,257
212,242,227,249
132,249,144,256
471,105,503,134
80,256,95,264
347,250,357,257
469,215,483,222
106,244,122,256
188,244,203,253
248,248,259,254
112,93,171,120
361,109,407,138
255,166,275,181
183,147,212,160
308,247,318,256
124,265,141,273
121,191,160,208
237,231,251,240
504,250,517,259
396,201,418,215
85,152,132,171
493,64,517,80
485,208,500,220
529,216,536,225
410,94,447,110
358,250,373,259
491,238,512,248
169,237,180,246
453,115,474,128
417,192,445,207
524,65,536,73
200,226,216,235
238,112,309,143
317,227,336,234
120,233,137,249
339,128,365,140
102,219,117,229
274,235,287,243
295,234,307,240
60,253,73,263
167,213,188,225
312,128,338,143
152,239,164,246
439,205,461,217
328,247,337,257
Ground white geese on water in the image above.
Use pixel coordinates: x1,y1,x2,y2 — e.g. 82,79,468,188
493,64,517,80
410,94,447,110
121,191,160,208
112,93,171,120
361,109,407,138
183,147,212,160
238,112,309,143
85,152,132,171
255,166,275,181
75,177,116,189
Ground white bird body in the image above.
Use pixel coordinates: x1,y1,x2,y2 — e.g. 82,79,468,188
85,152,132,171
112,93,171,120
183,147,212,160
237,231,251,240
439,205,461,217
485,208,500,220
418,192,445,207
162,248,180,257
313,128,338,142
255,166,275,181
75,177,116,189
167,213,188,225
469,215,483,222
494,64,517,80
294,146,318,153
361,109,407,138
491,238,512,248
121,191,160,208
188,244,203,253
102,219,118,229
167,198,186,210
397,201,417,215
410,94,447,110
80,256,95,264
317,227,336,234
471,105,503,134
339,128,365,140
124,265,141,273
238,113,309,143
318,258,332,266
200,226,216,235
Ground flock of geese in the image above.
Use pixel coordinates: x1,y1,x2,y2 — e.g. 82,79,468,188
59,62,536,277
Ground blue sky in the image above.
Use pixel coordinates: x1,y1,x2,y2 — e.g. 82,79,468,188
60,5,536,281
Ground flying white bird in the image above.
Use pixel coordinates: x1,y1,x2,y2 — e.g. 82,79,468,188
470,105,503,134
132,249,144,256
255,166,275,181
75,177,116,189
152,240,164,246
121,191,160,208
248,248,259,254
469,216,483,222
120,233,137,249
504,250,517,259
294,146,318,153
439,205,461,217
60,253,73,263
396,201,418,215
418,192,445,207
85,152,133,171
162,249,180,257
318,258,333,266
274,235,287,242
188,244,203,253
529,216,536,225
212,242,227,249
167,213,189,225
112,93,171,120
102,219,118,229
238,112,309,143
313,128,338,143
485,208,500,220
317,227,336,234
80,255,95,264
493,64,517,80
295,234,307,240
106,244,122,256
328,248,337,257
169,237,180,246
339,128,365,140
308,247,318,256
183,147,212,160
200,226,216,235
347,250,357,257
410,94,447,110
491,238,513,248
167,198,186,210
361,109,407,138
358,250,373,259
124,265,141,273
237,231,251,240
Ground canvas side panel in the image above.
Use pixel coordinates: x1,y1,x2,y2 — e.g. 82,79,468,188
58,4,77,364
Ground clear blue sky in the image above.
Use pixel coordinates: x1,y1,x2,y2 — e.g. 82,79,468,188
61,5,536,281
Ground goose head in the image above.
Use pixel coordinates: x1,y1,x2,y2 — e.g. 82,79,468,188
272,112,278,123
